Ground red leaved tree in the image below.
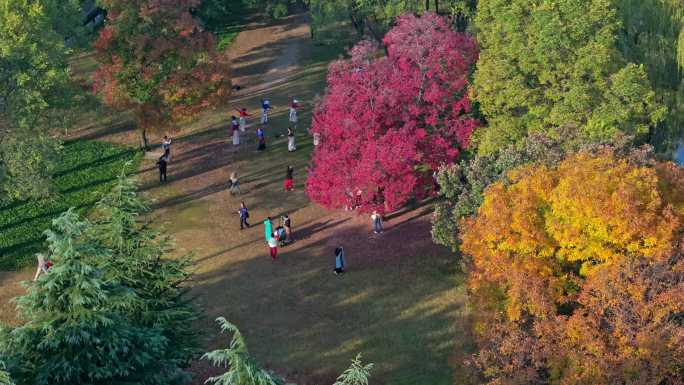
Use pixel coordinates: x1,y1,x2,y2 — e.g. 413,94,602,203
92,0,231,149
306,12,479,213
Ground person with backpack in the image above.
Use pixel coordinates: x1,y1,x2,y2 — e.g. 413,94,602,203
333,246,345,275
238,202,250,230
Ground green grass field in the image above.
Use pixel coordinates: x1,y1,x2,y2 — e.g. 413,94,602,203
0,140,141,269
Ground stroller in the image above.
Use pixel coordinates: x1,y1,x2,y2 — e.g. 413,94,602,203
273,226,289,247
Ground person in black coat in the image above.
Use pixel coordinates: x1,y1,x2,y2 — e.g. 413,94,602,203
156,155,168,183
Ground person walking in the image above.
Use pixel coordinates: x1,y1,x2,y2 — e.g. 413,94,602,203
263,217,273,242
156,155,168,183
238,202,250,230
235,108,250,132
256,127,266,151
260,98,271,124
283,214,292,242
289,97,299,128
287,127,296,152
268,235,278,260
371,210,384,234
33,253,51,281
333,246,345,275
229,171,241,195
162,135,172,160
229,118,240,146
284,165,294,191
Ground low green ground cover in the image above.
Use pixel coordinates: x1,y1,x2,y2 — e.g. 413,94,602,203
0,140,141,269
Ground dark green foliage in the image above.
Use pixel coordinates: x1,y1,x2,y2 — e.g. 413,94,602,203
194,0,251,49
0,140,141,270
0,210,171,385
90,171,201,380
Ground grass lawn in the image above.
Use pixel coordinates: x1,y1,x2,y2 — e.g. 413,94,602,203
129,16,471,383
0,140,141,269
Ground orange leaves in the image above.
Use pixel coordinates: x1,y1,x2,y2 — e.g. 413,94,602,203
463,152,683,289
464,150,684,384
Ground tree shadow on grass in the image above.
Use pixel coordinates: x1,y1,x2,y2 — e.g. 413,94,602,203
189,215,466,385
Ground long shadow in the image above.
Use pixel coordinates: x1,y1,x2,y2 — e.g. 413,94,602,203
189,216,463,385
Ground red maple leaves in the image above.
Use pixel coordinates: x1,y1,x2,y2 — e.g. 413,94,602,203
306,13,479,213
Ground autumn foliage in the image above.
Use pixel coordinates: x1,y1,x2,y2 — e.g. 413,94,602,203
92,0,231,131
461,151,684,384
306,13,478,213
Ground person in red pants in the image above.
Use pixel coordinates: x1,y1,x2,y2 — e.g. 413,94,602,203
267,235,278,260
284,165,294,191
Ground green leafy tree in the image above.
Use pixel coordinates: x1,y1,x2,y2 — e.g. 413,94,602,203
333,355,373,385
616,0,684,152
0,0,78,199
309,0,477,41
202,317,286,385
472,0,666,154
0,209,173,385
90,169,201,380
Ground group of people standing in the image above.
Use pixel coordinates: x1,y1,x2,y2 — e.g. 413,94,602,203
230,96,300,152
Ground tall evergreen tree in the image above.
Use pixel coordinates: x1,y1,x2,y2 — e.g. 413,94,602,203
0,209,172,385
90,169,201,381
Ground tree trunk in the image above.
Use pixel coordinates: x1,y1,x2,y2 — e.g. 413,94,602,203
425,0,430,11
140,129,150,151
435,0,439,13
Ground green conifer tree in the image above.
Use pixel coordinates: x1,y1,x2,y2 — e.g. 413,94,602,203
203,317,286,385
0,209,172,385
90,169,201,381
